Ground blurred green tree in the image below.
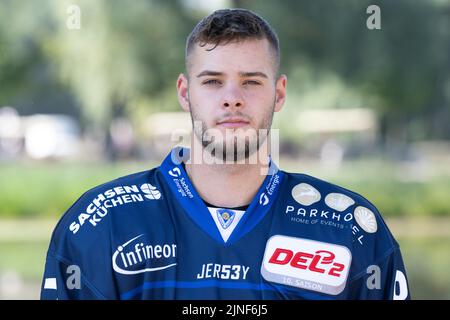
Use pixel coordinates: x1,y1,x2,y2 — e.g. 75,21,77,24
239,0,450,143
0,0,448,143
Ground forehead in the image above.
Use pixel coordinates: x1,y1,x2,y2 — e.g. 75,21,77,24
188,38,275,76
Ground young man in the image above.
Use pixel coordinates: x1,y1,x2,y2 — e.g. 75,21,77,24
41,8,410,300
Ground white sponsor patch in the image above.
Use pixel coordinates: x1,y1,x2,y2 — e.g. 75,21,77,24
261,235,351,295
291,183,321,206
324,193,355,212
354,206,377,233
44,278,57,290
393,270,409,300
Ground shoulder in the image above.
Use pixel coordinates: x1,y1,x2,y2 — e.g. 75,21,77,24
48,167,162,258
283,171,381,213
281,171,400,265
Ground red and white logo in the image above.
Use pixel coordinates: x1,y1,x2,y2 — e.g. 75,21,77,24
261,235,352,295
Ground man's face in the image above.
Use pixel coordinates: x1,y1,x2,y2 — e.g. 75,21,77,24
178,38,286,162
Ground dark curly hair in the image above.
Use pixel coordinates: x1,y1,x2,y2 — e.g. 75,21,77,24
185,8,280,74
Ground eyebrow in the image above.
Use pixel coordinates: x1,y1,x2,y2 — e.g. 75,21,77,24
196,70,268,79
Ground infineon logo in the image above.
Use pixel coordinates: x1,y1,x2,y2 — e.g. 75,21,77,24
69,183,162,234
261,235,352,295
112,234,177,275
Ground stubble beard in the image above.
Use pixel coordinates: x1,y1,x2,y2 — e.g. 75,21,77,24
189,100,275,164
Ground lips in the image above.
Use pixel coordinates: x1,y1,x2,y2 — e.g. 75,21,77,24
216,117,250,128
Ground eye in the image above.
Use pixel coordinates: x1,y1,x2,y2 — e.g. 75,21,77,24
202,79,222,85
243,80,261,86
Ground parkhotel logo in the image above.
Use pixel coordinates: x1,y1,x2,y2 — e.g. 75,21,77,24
170,120,280,174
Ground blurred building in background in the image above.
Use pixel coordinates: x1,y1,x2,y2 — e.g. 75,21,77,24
0,106,379,164
0,106,80,160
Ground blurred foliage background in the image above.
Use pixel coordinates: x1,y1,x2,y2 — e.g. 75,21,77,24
0,0,449,299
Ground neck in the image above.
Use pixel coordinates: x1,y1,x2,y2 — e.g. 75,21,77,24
185,138,270,208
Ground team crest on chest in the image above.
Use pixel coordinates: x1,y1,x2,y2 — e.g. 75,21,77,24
217,209,236,229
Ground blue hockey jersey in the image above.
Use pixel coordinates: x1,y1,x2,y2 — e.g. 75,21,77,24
41,147,410,300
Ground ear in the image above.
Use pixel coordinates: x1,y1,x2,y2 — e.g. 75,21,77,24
177,73,190,112
274,74,287,112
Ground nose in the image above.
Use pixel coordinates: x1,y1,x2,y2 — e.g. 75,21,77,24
220,85,244,109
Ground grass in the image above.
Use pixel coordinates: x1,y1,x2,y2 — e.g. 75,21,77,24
0,160,157,218
1,158,450,219
0,241,49,281
398,237,450,299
